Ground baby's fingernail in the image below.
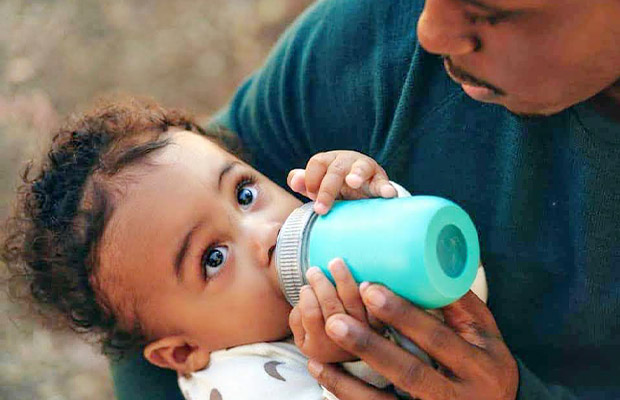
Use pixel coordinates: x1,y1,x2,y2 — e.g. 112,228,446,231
307,360,323,377
305,267,321,281
380,184,397,198
359,281,370,293
314,202,328,214
365,287,386,308
326,318,349,338
300,284,311,293
328,259,345,277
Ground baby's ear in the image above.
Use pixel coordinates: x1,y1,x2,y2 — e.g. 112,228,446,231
144,336,210,374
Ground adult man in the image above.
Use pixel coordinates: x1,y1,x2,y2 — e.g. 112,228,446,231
111,0,619,398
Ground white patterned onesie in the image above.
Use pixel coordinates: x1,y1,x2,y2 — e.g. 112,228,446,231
177,341,387,400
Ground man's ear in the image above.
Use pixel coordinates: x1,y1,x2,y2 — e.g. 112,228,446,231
144,336,210,374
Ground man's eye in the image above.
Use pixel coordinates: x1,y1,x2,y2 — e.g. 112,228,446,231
468,12,510,26
236,184,257,208
201,246,228,278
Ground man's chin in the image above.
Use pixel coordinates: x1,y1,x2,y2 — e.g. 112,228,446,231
506,108,557,119
496,97,569,118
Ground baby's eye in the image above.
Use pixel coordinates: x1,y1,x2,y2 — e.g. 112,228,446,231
236,183,257,209
201,246,228,278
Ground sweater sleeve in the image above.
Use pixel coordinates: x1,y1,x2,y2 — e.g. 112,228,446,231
516,358,578,400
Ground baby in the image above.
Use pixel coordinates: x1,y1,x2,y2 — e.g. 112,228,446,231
2,98,409,399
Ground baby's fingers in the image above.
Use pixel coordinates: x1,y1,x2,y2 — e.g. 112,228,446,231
287,169,314,199
344,159,395,199
304,152,334,198
299,285,327,340
289,306,306,348
344,158,378,189
368,171,397,198
328,259,367,323
306,267,346,318
314,158,350,214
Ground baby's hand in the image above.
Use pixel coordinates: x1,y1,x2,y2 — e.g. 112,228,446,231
288,259,370,363
287,150,396,214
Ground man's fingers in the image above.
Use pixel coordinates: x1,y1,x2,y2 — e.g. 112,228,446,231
324,314,454,400
442,291,501,337
307,360,396,400
359,284,490,379
328,259,368,323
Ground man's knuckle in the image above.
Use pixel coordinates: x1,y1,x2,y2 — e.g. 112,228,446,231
350,330,374,353
398,362,428,389
381,296,407,322
427,326,451,349
319,368,341,394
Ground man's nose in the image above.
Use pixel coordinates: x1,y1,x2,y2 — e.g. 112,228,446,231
417,0,478,56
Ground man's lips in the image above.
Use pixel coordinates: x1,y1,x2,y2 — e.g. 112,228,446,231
443,57,505,97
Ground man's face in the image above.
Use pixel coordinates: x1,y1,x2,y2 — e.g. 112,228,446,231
98,130,301,358
417,0,620,115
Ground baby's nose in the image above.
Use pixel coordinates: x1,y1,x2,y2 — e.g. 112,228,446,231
249,221,281,267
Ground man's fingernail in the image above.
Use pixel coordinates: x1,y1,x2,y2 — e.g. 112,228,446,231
307,359,323,377
326,318,349,338
365,287,386,308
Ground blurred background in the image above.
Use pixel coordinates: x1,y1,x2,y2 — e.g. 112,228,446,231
0,0,313,398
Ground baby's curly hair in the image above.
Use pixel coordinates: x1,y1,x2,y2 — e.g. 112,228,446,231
1,97,243,358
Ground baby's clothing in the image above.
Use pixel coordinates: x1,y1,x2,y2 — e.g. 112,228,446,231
178,341,386,400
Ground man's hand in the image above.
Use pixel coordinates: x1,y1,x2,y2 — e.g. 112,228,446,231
287,150,396,214
308,285,519,400
289,259,372,363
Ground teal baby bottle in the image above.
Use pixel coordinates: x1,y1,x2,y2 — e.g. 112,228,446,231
275,196,480,309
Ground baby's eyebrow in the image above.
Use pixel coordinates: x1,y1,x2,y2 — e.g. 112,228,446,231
173,160,241,280
174,222,200,281
218,161,241,191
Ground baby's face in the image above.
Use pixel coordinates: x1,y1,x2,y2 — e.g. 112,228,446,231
98,129,302,355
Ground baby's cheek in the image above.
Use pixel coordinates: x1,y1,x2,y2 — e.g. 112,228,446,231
254,292,293,340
